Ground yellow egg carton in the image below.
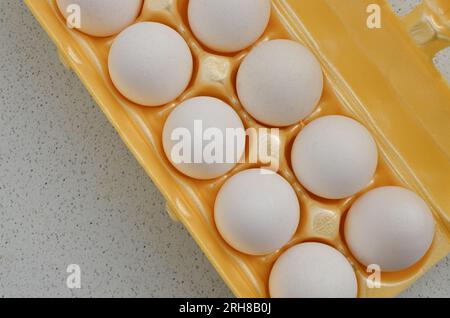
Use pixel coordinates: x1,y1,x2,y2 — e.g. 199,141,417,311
25,0,450,297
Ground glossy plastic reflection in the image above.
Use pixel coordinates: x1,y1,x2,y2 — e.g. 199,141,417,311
25,0,450,298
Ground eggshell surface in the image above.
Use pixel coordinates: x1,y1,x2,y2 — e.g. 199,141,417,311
188,0,271,53
291,115,378,199
163,97,245,180
269,242,358,298
108,22,193,107
214,169,300,255
237,40,323,127
345,186,436,272
56,0,143,37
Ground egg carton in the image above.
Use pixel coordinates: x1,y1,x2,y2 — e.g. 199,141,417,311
25,0,450,297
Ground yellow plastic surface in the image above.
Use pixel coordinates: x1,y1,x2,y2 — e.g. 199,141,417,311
25,0,450,298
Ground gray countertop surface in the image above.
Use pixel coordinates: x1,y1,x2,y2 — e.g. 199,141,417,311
0,0,449,297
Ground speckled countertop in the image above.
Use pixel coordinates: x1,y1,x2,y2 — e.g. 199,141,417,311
0,0,449,298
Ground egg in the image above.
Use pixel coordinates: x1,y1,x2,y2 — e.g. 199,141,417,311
188,0,271,53
214,169,300,255
237,40,323,127
108,22,193,107
269,242,358,298
345,186,435,272
56,0,143,37
291,115,378,199
162,97,245,180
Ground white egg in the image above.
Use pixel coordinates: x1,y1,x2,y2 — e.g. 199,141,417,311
163,97,245,180
237,40,323,127
108,22,193,107
56,0,143,37
188,0,271,53
214,169,300,255
345,186,435,272
269,242,358,298
291,115,378,199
